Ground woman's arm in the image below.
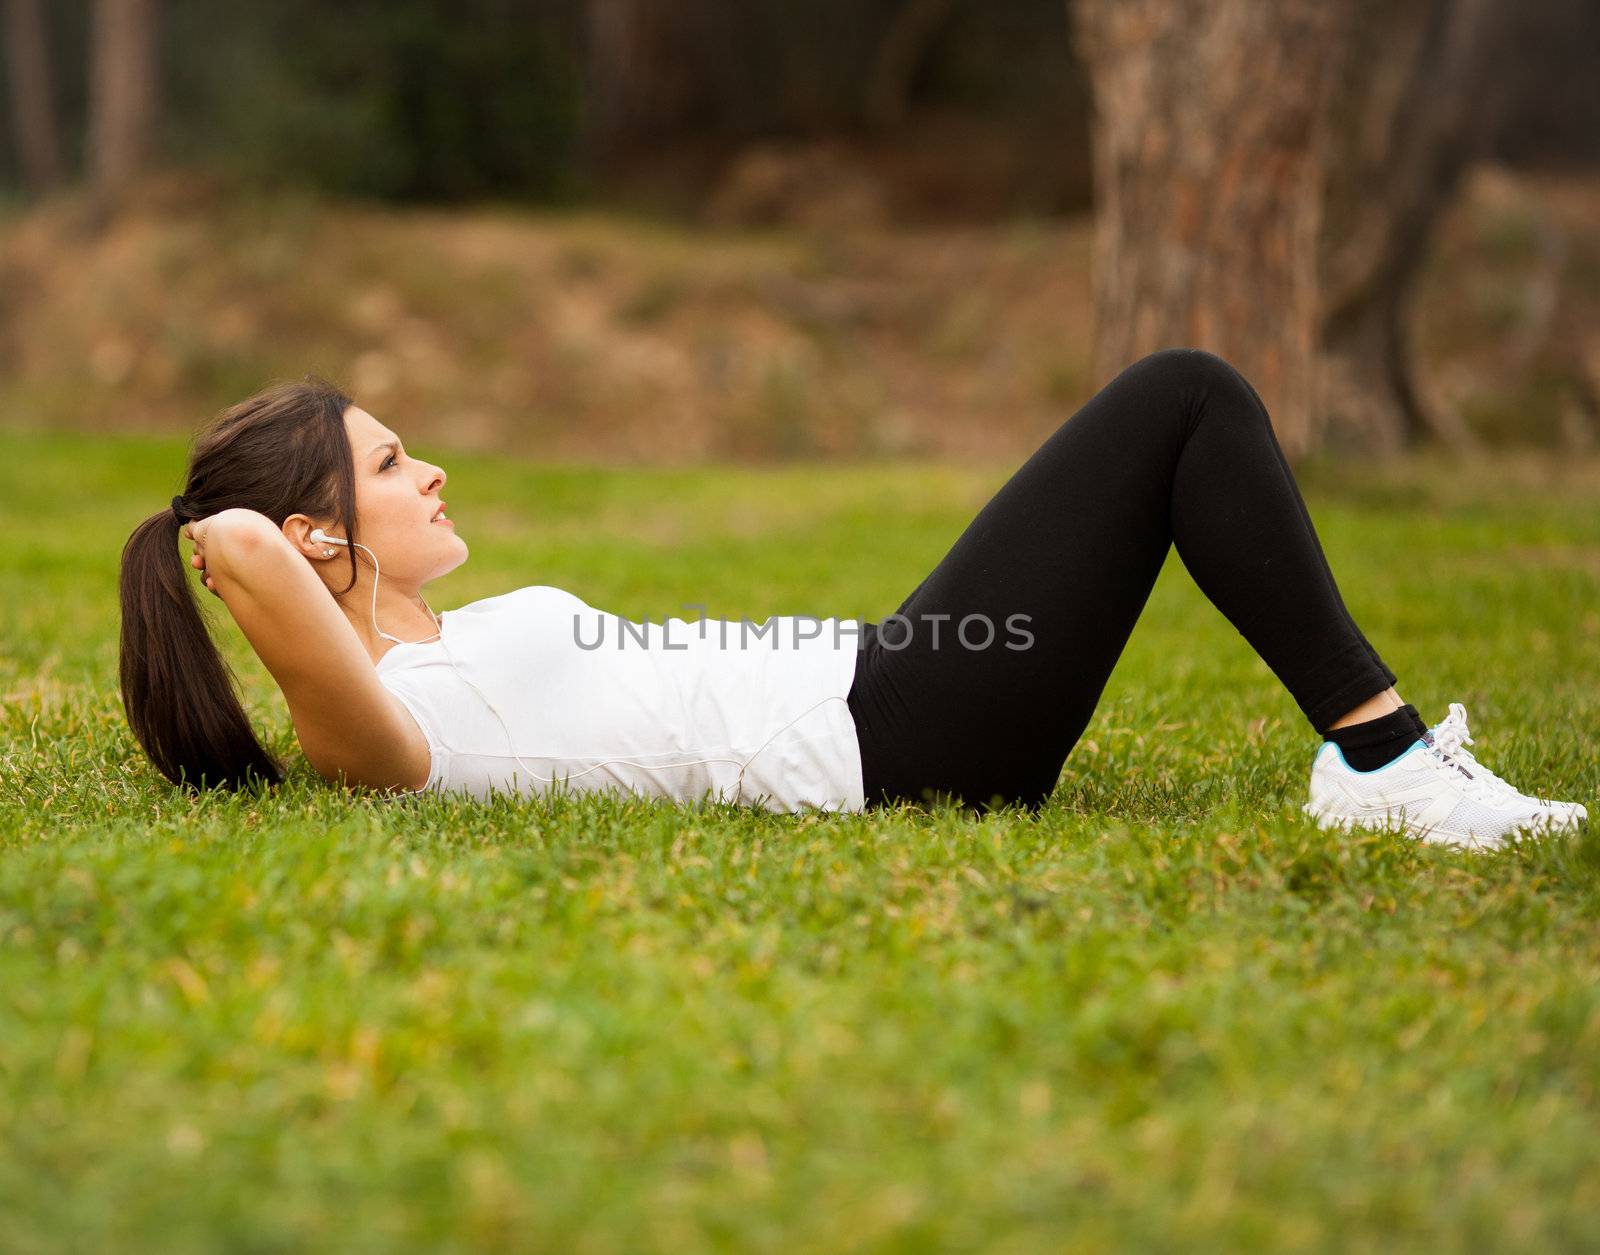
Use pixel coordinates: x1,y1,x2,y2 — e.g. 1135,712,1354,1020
188,509,431,792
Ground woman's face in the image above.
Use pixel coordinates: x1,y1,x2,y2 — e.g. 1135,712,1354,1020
341,405,468,586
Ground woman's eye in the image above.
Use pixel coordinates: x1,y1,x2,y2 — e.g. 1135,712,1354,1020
381,454,397,471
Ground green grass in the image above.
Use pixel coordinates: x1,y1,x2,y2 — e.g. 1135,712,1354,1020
3,428,1599,1252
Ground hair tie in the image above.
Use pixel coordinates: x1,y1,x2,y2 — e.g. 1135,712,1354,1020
171,494,197,524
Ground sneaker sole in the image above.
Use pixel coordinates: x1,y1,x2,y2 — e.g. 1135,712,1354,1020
1300,801,1583,851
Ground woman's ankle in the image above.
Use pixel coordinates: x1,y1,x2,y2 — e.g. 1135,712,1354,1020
1322,702,1428,771
1326,686,1405,730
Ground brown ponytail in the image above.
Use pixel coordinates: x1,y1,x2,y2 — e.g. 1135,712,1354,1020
118,377,358,791
118,508,284,789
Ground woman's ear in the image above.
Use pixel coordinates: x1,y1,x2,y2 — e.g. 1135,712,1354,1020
282,513,337,560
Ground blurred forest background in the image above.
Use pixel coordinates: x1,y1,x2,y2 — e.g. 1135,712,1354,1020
1,0,1598,463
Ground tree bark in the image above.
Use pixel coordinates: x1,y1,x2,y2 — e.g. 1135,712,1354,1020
88,0,161,203
1072,0,1351,462
1317,0,1507,455
2,0,63,195
864,0,959,131
583,0,707,164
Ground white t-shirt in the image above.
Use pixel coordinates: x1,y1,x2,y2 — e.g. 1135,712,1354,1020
376,585,866,813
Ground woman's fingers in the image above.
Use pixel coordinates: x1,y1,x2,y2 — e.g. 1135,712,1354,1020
182,516,218,594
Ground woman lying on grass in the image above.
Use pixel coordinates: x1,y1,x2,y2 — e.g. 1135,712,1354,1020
119,349,1587,849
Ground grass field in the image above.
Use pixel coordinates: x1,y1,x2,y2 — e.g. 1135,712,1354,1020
3,428,1599,1252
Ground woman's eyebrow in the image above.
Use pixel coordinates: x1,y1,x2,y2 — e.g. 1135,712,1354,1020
369,440,400,460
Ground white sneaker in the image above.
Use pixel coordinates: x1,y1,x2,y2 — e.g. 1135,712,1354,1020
1302,702,1589,850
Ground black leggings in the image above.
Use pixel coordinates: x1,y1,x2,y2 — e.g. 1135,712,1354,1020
845,348,1398,812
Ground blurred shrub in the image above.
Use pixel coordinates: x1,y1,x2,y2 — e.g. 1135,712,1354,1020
0,0,1082,207
162,0,581,202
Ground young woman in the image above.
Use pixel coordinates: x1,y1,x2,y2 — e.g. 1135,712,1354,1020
119,349,1586,849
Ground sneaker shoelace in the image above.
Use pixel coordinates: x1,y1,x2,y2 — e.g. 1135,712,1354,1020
1424,702,1538,806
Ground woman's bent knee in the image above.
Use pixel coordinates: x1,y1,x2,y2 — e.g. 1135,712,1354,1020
1133,346,1250,393
1126,347,1265,439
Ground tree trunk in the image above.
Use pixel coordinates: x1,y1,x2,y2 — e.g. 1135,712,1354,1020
1072,0,1351,462
864,0,959,131
87,0,161,203
2,0,63,195
1317,0,1507,456
583,0,706,165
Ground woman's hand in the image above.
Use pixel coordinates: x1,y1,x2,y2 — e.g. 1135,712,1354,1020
184,515,222,598
182,508,291,602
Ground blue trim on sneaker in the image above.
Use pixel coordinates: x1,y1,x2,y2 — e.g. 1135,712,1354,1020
1320,737,1428,774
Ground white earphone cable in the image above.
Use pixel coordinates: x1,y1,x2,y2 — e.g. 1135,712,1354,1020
347,539,443,648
